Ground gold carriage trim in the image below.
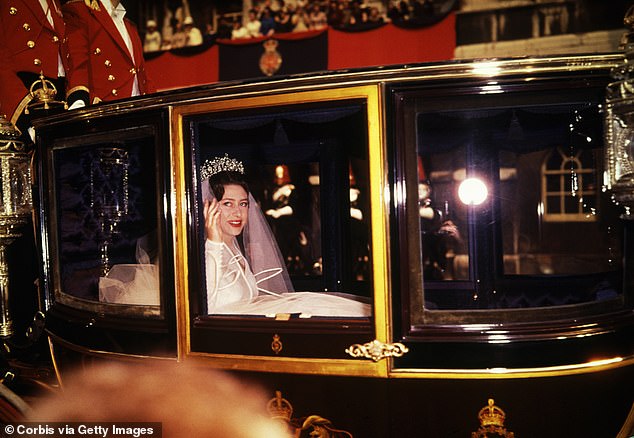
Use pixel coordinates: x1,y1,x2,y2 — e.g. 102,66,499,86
471,398,515,438
0,116,26,153
271,334,283,355
345,339,409,362
268,391,354,437
267,390,293,422
301,415,354,438
66,85,90,97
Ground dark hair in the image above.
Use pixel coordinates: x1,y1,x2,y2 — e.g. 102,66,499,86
209,171,249,201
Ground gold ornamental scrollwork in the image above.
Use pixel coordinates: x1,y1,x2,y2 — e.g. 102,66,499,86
267,391,354,438
0,117,26,153
301,415,353,438
345,339,409,362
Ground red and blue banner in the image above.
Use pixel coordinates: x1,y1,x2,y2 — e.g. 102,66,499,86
146,13,456,91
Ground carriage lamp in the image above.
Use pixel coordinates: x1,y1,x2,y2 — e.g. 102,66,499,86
0,116,33,337
604,6,634,212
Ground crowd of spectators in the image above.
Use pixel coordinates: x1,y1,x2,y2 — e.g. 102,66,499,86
143,2,211,52
219,0,390,41
144,0,446,52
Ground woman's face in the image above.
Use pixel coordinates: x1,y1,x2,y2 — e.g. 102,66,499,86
218,184,249,242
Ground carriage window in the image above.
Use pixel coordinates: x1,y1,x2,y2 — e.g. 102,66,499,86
415,100,624,311
50,128,161,314
190,103,373,319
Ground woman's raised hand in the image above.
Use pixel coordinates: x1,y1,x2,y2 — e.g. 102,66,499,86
203,198,222,243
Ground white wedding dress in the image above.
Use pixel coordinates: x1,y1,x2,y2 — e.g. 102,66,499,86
205,239,259,311
205,238,371,318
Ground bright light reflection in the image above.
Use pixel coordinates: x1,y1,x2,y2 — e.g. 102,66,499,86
471,62,502,76
480,84,503,94
458,178,488,205
488,334,511,344
586,357,623,367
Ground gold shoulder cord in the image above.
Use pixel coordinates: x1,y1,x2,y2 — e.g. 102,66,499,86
83,0,101,11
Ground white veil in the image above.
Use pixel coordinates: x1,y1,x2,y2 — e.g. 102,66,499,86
201,175,294,296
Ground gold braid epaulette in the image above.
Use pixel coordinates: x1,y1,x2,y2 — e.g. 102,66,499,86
84,0,101,11
66,0,100,8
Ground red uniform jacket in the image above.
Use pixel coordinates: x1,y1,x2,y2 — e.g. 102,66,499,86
62,0,155,106
0,0,68,124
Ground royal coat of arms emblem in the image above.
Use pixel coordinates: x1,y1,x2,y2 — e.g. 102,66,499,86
259,39,282,76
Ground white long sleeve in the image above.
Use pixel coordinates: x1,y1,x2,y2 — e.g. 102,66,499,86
205,239,258,313
205,240,224,312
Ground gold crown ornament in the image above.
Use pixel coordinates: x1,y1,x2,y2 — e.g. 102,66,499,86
25,72,67,114
472,398,515,438
266,391,293,422
200,153,244,180
478,398,506,427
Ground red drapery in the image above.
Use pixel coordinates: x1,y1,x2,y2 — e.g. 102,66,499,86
146,46,219,91
328,13,455,69
146,13,455,92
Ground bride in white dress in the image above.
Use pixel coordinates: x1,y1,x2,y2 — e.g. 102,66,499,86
201,155,371,317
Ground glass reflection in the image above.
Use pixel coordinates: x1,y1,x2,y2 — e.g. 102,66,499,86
417,153,469,282
416,101,623,310
90,147,129,276
500,146,621,278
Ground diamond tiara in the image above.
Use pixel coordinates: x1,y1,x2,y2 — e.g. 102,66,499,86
200,153,244,180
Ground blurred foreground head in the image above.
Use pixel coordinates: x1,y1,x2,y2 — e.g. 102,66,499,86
29,361,291,438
